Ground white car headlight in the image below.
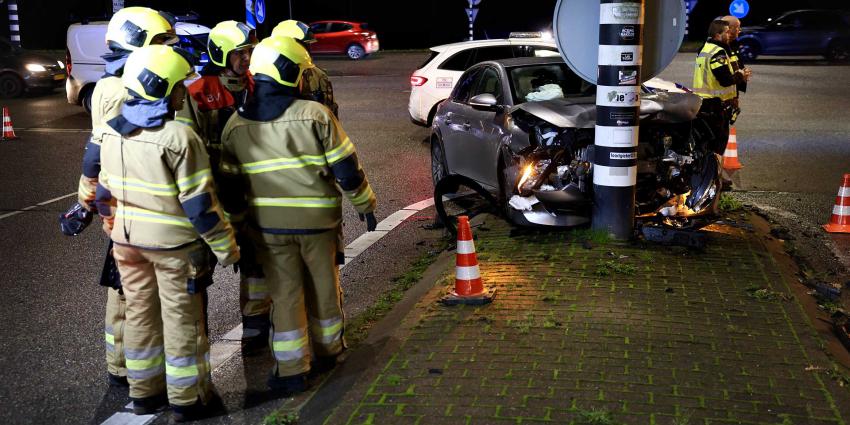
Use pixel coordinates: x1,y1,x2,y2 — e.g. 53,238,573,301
25,63,47,72
57,61,65,69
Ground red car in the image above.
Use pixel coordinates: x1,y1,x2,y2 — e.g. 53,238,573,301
308,21,379,60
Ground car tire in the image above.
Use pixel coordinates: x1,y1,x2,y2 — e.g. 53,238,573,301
0,73,25,98
825,41,850,62
738,40,760,61
346,44,366,60
81,85,95,113
431,136,457,193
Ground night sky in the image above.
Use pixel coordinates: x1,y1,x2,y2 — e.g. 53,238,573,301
5,0,850,50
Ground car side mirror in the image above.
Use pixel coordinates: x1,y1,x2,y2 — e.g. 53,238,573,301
468,93,501,111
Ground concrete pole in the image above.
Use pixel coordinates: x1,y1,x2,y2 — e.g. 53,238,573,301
7,0,20,48
591,0,644,240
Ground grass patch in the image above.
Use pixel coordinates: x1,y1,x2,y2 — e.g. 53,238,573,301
346,244,447,346
263,411,299,425
745,285,786,301
570,228,612,245
719,193,744,212
385,374,404,385
575,408,619,425
595,260,637,277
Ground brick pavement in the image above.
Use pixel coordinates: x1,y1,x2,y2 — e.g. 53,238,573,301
322,214,850,425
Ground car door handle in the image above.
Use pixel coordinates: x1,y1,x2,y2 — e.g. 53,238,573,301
445,112,453,125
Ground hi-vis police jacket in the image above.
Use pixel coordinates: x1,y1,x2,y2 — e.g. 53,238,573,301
219,99,376,232
97,120,239,265
692,39,744,102
78,76,132,208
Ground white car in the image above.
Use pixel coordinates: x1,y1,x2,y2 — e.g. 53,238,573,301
408,34,560,127
65,20,211,112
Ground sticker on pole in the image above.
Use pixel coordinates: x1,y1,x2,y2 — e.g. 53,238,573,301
255,0,266,24
729,0,749,19
465,8,479,22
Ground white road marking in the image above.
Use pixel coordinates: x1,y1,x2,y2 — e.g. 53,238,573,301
100,196,437,425
0,192,76,221
100,412,155,425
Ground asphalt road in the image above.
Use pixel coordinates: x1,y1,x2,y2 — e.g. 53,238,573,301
0,52,847,424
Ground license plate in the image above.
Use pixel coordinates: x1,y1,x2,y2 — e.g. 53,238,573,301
53,74,66,80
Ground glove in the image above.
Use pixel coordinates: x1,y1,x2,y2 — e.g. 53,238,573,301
59,202,94,236
358,212,377,232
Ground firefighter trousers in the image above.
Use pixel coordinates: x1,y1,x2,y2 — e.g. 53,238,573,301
113,241,213,406
105,287,127,378
253,227,346,378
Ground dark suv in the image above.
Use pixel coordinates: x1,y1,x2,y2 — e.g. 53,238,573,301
738,9,850,61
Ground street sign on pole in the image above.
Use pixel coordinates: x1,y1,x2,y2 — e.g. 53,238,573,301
112,0,124,14
465,8,479,22
255,0,266,24
465,0,482,42
245,0,256,29
729,0,749,19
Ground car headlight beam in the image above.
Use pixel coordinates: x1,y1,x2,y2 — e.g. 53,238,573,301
25,63,47,72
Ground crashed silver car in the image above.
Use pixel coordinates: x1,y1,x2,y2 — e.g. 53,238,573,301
430,56,721,229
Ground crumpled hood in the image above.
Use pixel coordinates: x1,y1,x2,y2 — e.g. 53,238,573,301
511,91,702,128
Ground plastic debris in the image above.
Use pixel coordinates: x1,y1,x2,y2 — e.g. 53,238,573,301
509,195,539,211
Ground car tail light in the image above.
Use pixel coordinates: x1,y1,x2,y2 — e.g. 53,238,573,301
65,48,72,75
410,75,428,87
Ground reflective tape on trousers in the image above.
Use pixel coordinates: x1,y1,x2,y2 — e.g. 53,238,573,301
455,265,481,281
593,164,637,187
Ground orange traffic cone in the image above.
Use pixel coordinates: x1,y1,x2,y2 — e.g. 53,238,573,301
722,127,742,171
440,216,495,306
823,174,850,234
2,107,18,141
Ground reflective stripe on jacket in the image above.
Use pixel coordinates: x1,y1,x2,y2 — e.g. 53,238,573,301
220,99,376,232
98,120,239,265
78,76,133,207
692,41,737,101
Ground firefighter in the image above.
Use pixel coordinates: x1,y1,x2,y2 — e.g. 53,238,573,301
218,36,376,394
97,45,239,421
72,6,178,388
271,20,339,117
177,21,268,352
693,19,750,155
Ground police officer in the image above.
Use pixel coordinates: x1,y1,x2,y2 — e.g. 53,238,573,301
271,20,339,117
219,36,376,394
97,45,239,421
74,6,178,388
693,19,750,155
721,15,752,123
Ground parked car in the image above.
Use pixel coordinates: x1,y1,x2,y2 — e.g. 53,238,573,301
738,9,850,61
65,20,211,111
0,36,66,98
308,21,378,60
431,57,719,229
408,34,560,127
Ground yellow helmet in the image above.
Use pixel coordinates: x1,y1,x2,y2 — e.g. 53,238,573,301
271,20,316,44
105,7,177,51
207,20,256,67
248,36,313,87
123,45,195,101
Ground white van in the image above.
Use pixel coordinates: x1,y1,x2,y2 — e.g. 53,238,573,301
65,21,211,111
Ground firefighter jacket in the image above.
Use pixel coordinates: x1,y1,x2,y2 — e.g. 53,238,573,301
96,118,239,266
692,39,744,102
184,74,253,148
78,75,133,208
300,65,338,118
219,87,376,233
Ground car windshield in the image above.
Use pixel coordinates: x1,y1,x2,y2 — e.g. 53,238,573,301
177,33,210,66
507,63,593,105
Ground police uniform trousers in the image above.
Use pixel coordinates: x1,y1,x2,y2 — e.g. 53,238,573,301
105,287,127,378
113,241,212,406
253,227,346,377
